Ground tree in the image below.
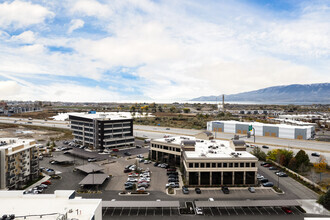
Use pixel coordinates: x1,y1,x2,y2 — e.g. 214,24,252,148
295,150,310,167
169,106,176,113
288,157,298,171
318,189,330,210
251,147,267,161
183,108,190,113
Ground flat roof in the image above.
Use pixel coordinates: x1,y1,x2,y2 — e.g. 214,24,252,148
79,174,109,185
102,201,180,208
0,138,36,155
152,136,256,160
195,200,300,207
53,155,74,163
76,163,104,174
69,112,133,120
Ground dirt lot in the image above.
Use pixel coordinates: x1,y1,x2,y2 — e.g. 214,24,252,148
0,124,71,143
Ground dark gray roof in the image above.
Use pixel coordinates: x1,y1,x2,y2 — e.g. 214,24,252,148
75,163,104,174
79,173,109,185
195,200,300,207
203,131,213,136
181,140,196,146
232,140,246,146
102,201,180,208
52,155,74,163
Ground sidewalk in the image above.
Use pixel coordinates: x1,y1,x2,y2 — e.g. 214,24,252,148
297,199,330,216
26,173,51,190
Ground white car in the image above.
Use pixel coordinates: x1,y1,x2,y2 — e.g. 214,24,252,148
195,207,203,215
139,178,150,182
127,178,138,182
129,173,139,177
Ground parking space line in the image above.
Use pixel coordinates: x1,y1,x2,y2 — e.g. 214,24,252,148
209,207,214,216
272,207,278,214
240,207,247,215
111,208,116,216
233,207,239,215
217,207,222,216
103,207,108,217
225,207,230,216
137,207,140,216
256,207,262,215
262,207,270,215
145,207,148,216
248,207,255,215
128,207,131,216
119,208,124,216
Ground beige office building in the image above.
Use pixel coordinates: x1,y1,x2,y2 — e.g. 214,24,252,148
0,138,39,190
150,137,258,186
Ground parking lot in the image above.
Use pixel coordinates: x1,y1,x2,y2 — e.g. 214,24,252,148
174,188,277,199
103,207,180,217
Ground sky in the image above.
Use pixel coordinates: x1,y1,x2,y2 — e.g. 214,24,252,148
0,0,329,102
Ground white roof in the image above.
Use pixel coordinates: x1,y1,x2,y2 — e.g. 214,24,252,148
211,120,314,129
0,138,35,155
69,112,133,120
153,136,256,160
0,190,101,220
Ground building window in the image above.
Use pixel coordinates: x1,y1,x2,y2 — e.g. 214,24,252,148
169,147,172,151
195,163,199,168
240,163,244,167
176,148,180,152
223,163,227,168
206,163,210,168
234,163,239,167
251,163,256,167
217,163,222,167
200,163,205,168
212,163,216,168
189,163,193,168
229,163,233,168
246,163,250,167
164,146,168,150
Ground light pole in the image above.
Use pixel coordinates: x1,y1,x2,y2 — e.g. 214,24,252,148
277,174,279,188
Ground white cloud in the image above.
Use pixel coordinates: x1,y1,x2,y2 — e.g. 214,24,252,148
0,0,54,29
0,81,22,98
67,19,84,34
10,31,36,43
70,0,111,18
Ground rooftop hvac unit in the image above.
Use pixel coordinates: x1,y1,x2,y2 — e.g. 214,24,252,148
221,144,225,147
200,153,206,157
208,150,214,153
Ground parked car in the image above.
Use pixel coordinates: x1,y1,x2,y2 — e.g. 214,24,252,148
222,187,230,194
136,145,142,148
263,182,274,187
248,187,255,193
182,186,189,194
195,207,203,215
167,168,177,172
154,162,159,167
260,162,270,166
112,149,119,152
259,178,269,183
168,178,179,183
124,169,131,173
311,152,320,157
127,178,138,182
281,207,293,214
128,173,139,177
136,187,146,192
257,174,264,180
269,166,277,170
87,158,96,162
277,172,288,177
124,182,134,186
167,171,178,176
262,145,269,149
125,185,134,190
124,152,131,156
263,164,272,167
138,183,149,188
136,154,144,158
166,182,179,188
41,180,51,185
195,188,201,194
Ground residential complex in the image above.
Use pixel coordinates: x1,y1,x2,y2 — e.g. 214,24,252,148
0,190,102,220
207,120,315,140
0,138,39,190
69,112,134,150
150,136,258,186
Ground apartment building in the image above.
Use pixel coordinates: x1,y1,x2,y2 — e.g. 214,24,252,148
0,190,102,220
150,136,258,186
69,112,134,150
0,138,39,190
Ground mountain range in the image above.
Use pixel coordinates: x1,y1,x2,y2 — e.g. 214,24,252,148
190,83,330,103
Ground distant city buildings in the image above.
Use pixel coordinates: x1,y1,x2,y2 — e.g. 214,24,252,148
0,101,42,115
0,190,102,220
69,112,134,150
0,138,39,190
207,120,315,140
150,136,258,186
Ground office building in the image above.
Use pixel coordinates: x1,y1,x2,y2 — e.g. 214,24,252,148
150,136,258,186
0,190,102,220
207,120,315,140
69,112,134,150
0,138,39,190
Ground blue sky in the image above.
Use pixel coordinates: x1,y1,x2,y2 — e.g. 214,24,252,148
0,0,329,102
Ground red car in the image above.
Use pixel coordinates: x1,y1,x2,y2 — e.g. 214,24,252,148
41,180,52,185
263,164,272,167
112,149,119,152
281,207,292,214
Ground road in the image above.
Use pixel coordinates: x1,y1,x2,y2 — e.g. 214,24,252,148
1,117,329,161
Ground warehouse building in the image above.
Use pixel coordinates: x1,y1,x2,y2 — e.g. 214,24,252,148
207,120,315,140
69,112,134,151
0,138,39,190
150,136,258,186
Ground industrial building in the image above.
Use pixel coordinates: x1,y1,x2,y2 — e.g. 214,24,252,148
0,190,102,220
0,138,39,190
69,112,134,150
207,120,315,140
150,136,258,186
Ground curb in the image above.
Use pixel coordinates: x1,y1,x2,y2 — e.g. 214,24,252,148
118,192,150,196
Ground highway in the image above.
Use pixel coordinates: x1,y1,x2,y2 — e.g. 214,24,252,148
1,116,329,162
